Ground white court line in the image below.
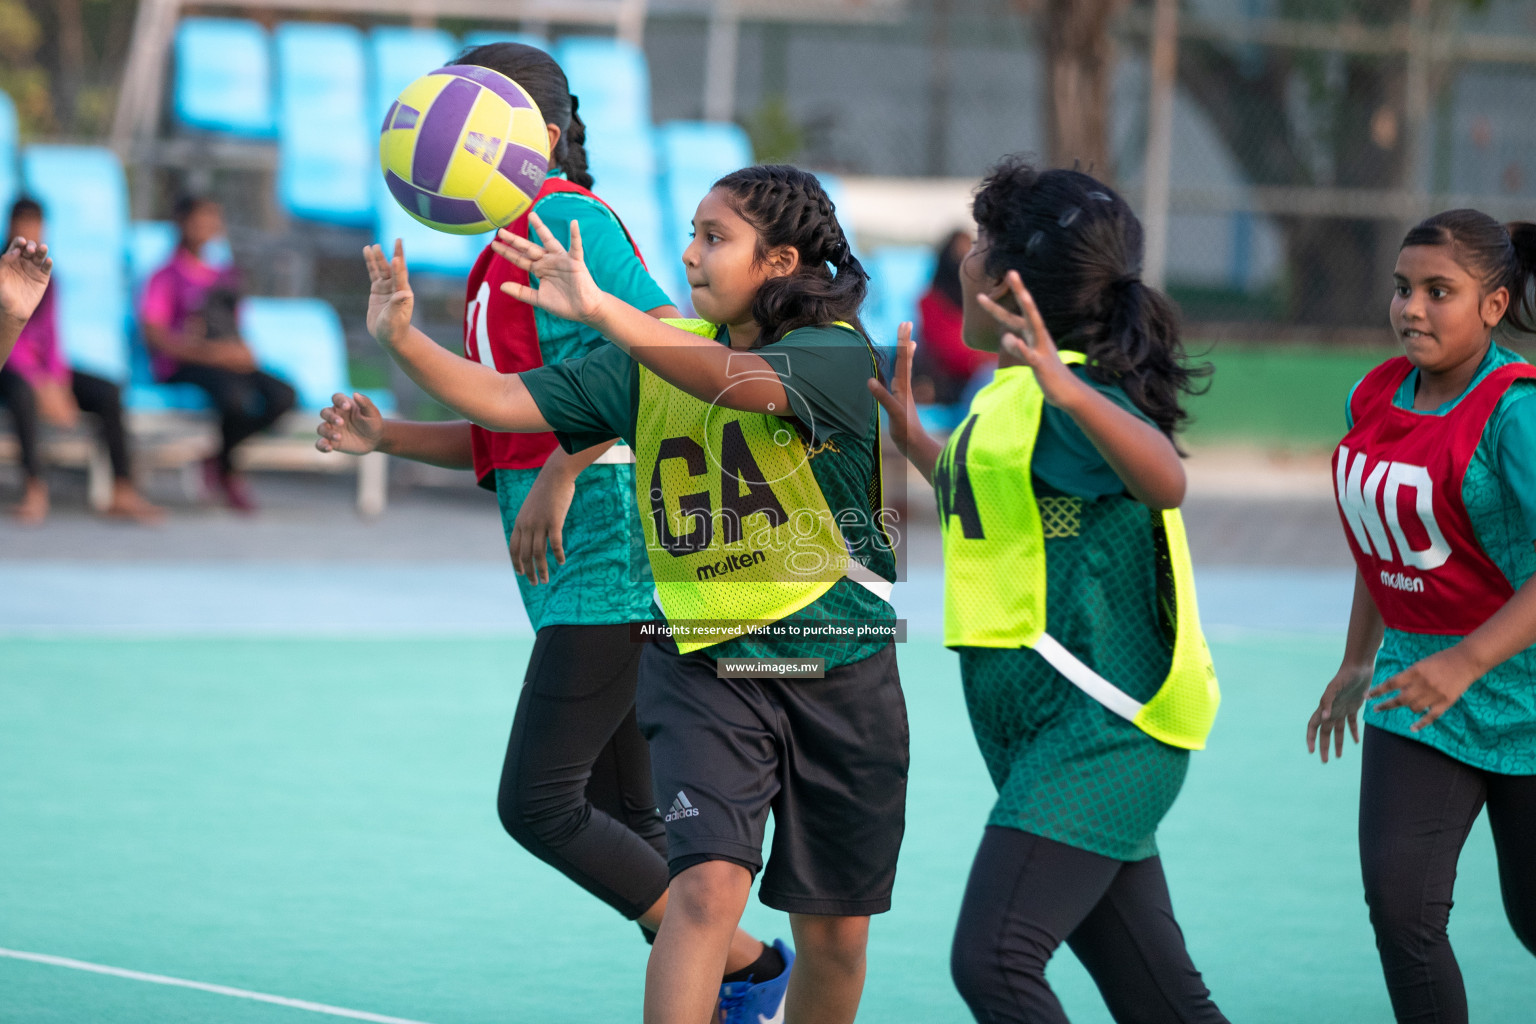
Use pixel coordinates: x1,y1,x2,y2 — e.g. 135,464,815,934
0,948,436,1024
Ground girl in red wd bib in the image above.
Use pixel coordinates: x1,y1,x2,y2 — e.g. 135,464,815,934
1308,210,1536,1024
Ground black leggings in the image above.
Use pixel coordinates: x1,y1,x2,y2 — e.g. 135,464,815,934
166,364,295,473
497,622,669,921
1359,725,1536,1024
951,826,1228,1024
0,367,133,480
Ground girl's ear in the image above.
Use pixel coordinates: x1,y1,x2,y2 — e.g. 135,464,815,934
761,244,801,279
545,123,563,159
1482,284,1511,329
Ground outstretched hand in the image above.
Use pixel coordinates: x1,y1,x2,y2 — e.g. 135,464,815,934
868,323,925,458
868,321,943,482
1306,666,1372,763
316,392,385,455
0,236,52,327
977,270,1085,407
364,240,414,348
491,212,608,325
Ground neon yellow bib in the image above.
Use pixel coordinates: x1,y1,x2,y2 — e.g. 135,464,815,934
633,319,878,654
936,353,1220,750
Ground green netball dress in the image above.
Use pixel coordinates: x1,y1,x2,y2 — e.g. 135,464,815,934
940,363,1201,861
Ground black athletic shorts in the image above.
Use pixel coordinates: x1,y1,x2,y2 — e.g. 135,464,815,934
634,641,909,916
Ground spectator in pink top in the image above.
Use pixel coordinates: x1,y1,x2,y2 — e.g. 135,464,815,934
140,196,295,511
0,198,162,524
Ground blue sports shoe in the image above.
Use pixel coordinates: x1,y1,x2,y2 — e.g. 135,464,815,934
718,939,794,1024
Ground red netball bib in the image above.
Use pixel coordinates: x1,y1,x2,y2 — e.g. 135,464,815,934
1333,355,1536,634
462,177,646,484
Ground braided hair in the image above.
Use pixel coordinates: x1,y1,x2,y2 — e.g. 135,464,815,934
710,165,870,346
1401,209,1536,336
971,156,1209,438
455,43,593,189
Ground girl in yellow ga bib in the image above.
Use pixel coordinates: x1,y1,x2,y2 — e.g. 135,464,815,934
873,159,1229,1024
359,165,903,1024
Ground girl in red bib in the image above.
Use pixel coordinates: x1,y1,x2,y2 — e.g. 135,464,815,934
1308,210,1536,1024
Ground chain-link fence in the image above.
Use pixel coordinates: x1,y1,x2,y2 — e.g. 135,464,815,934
649,0,1536,339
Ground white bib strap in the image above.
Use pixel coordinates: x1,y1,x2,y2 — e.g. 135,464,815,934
845,556,894,601
592,444,636,465
1031,633,1145,723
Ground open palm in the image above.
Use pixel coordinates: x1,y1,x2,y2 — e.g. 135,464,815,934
316,392,384,455
0,237,52,325
490,212,607,324
364,240,414,347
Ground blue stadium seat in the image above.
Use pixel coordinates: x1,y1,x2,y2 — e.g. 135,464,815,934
127,220,178,298
173,18,274,137
241,297,394,414
586,127,658,191
0,91,18,214
656,120,753,266
20,145,131,382
597,177,685,310
274,23,373,226
459,31,549,54
368,26,482,276
554,36,650,143
866,245,936,348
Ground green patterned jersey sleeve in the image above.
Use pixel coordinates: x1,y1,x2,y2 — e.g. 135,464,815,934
755,324,877,444
520,343,640,451
1033,366,1158,498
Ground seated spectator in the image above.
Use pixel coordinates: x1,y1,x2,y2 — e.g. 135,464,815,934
0,198,162,524
140,196,295,512
914,229,995,406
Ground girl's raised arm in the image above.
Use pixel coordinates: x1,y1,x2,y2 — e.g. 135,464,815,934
494,215,789,414
364,241,551,433
980,271,1186,510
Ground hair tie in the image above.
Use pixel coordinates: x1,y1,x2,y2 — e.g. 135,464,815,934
1113,274,1141,290
568,93,579,115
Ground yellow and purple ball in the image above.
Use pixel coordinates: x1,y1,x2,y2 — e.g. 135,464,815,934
378,65,551,235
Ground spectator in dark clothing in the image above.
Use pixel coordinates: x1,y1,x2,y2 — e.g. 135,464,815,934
140,196,295,512
0,198,162,524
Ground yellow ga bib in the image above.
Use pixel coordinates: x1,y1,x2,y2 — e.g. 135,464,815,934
634,319,870,654
936,353,1220,750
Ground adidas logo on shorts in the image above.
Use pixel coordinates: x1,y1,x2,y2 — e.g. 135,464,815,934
664,790,700,822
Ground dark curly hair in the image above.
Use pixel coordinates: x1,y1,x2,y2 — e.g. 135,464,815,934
710,164,870,346
971,157,1209,438
1401,209,1536,335
454,42,592,189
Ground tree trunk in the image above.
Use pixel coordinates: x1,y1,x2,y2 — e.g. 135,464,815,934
1040,0,1127,178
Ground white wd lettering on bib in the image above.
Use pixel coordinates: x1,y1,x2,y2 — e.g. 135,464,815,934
1336,446,1450,570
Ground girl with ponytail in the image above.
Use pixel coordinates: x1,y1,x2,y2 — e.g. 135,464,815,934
873,157,1229,1023
1308,209,1536,1023
343,163,904,1023
316,44,786,1019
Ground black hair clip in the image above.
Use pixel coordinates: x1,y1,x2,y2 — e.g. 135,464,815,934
1058,206,1081,228
1026,230,1045,255
1088,191,1113,202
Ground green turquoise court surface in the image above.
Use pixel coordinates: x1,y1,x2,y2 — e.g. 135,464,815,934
2,567,1533,1023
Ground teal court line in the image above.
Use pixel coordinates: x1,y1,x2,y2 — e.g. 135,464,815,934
0,948,435,1024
